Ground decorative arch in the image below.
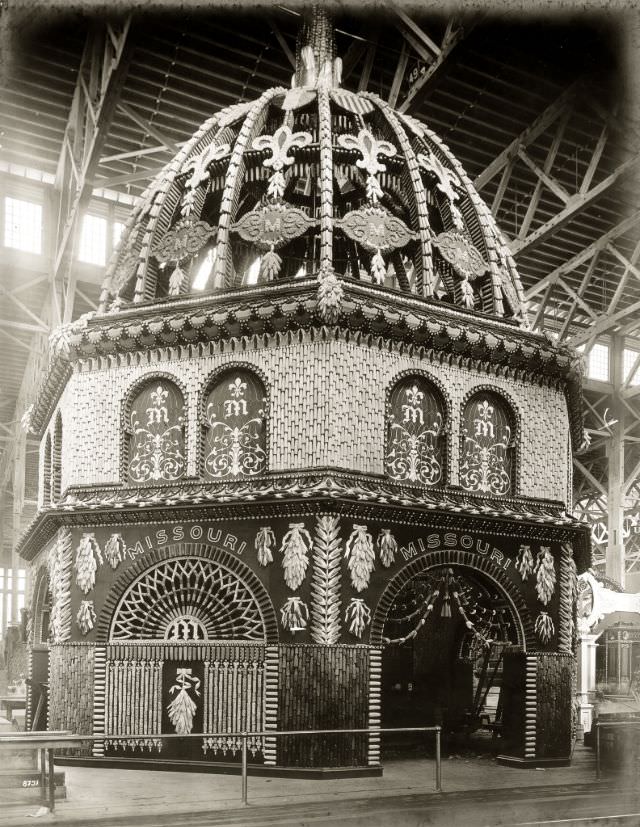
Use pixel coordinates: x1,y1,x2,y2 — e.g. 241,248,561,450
199,363,268,480
384,369,449,487
30,565,51,645
459,385,520,496
371,548,533,649
96,543,279,644
121,372,188,484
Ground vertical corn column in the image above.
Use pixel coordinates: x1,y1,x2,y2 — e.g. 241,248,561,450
557,544,574,655
263,644,279,765
25,649,34,730
524,655,537,759
92,645,107,756
368,647,382,765
317,89,333,266
369,95,434,297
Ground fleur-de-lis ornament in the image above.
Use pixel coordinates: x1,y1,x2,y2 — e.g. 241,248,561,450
180,142,230,215
417,151,461,204
253,125,312,200
337,129,396,204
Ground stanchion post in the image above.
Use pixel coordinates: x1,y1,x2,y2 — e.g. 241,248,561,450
241,732,248,806
435,727,442,792
595,723,601,780
39,748,46,805
48,748,55,812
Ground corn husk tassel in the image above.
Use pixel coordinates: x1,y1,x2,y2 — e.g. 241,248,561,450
317,262,343,323
260,247,282,281
377,529,397,568
76,600,96,635
280,597,309,633
535,611,555,644
255,526,276,567
168,264,186,295
460,275,475,309
535,546,556,605
516,545,534,581
75,533,103,594
104,534,126,570
370,249,386,285
280,523,312,590
345,598,371,639
345,524,375,592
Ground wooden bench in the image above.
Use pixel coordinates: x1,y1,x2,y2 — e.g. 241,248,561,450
0,732,87,812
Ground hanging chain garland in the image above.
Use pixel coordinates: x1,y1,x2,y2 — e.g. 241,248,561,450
382,569,496,648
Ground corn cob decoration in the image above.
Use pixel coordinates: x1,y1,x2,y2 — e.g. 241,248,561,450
75,533,103,594
280,523,313,590
48,527,73,643
377,529,397,568
104,534,126,570
535,546,556,605
345,598,371,639
280,597,309,633
345,524,375,592
76,600,96,635
317,262,343,323
535,611,555,644
515,544,534,581
255,526,276,567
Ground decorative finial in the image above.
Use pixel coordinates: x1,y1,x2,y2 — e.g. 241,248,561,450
293,6,342,89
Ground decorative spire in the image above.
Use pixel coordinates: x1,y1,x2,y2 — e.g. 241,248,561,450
293,6,342,89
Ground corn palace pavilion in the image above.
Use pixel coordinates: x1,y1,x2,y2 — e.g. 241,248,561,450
17,9,590,774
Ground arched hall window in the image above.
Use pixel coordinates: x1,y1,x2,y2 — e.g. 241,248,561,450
126,379,186,484
385,375,445,486
202,369,266,479
460,391,515,496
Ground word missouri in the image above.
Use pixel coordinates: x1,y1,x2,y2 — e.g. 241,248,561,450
126,525,248,560
399,532,512,569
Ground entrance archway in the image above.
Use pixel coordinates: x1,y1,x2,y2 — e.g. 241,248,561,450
373,553,530,756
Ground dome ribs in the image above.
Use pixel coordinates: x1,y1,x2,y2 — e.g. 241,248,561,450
317,89,334,266
366,94,434,299
213,88,286,291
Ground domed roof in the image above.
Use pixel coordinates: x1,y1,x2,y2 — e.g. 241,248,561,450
99,8,527,326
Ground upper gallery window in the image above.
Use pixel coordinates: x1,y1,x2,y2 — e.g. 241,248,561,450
460,391,516,496
385,375,446,486
202,369,267,479
125,380,187,484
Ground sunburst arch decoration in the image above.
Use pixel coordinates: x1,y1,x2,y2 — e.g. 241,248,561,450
109,556,266,642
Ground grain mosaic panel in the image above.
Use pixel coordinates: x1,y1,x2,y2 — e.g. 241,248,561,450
54,337,570,502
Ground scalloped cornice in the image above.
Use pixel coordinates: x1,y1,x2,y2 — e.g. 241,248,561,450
30,278,585,450
16,468,590,569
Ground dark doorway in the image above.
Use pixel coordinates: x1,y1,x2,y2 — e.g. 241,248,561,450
380,566,519,757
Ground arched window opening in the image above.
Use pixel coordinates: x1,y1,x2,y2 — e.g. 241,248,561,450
385,375,445,486
125,379,186,484
42,433,52,505
52,412,62,501
460,391,516,496
202,369,267,479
